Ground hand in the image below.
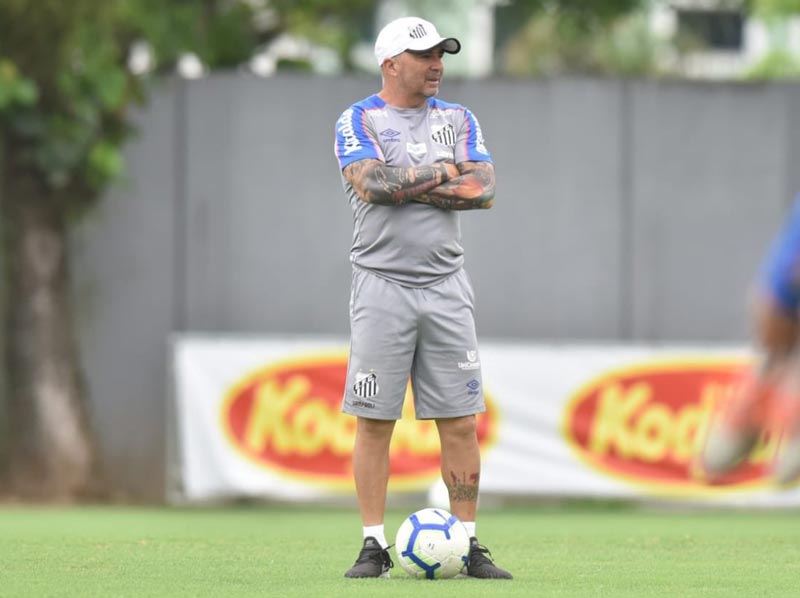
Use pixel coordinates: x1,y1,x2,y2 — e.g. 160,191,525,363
441,162,460,181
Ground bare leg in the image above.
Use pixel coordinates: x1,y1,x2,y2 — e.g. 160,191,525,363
352,417,396,526
752,291,799,355
747,292,797,431
752,293,800,484
435,415,480,522
699,291,797,478
437,415,513,579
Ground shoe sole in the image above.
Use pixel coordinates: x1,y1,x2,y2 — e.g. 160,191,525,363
344,571,390,579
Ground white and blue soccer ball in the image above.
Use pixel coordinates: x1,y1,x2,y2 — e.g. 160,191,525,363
395,508,470,579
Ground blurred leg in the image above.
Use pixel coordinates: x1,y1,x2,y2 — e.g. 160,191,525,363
752,291,798,357
771,386,800,485
755,297,800,484
699,292,796,479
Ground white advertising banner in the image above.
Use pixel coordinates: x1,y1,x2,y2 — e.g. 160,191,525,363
171,336,800,507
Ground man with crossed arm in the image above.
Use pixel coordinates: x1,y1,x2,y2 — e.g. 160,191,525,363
334,16,512,580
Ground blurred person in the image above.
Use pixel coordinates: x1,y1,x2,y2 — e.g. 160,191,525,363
333,16,512,580
697,194,800,486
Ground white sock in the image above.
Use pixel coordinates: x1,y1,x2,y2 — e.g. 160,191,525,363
363,524,388,549
462,521,476,538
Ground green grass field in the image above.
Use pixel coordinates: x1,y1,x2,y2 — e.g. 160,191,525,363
1,503,798,597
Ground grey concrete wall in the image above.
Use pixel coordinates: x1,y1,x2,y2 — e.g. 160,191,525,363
180,73,359,333
627,80,792,341
71,80,181,499
456,78,627,339
63,74,800,500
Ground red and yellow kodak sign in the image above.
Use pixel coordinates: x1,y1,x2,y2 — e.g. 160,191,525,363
563,359,776,491
220,353,497,489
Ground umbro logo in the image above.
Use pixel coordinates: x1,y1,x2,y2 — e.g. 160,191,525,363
380,128,401,138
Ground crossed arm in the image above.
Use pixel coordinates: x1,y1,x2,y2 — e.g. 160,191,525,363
343,159,495,211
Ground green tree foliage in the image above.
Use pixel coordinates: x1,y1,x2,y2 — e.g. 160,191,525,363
0,0,372,208
0,0,370,500
268,0,373,70
744,0,800,79
497,0,657,76
1,1,129,212
497,0,646,34
751,0,800,16
0,1,266,213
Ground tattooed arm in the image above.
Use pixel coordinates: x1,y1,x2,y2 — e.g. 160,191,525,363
343,159,460,206
414,161,495,210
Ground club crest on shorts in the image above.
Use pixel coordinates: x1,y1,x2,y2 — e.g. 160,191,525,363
353,372,379,399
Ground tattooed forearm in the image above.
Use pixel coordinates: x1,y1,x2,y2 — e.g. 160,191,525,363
448,470,480,503
415,161,495,211
344,159,455,206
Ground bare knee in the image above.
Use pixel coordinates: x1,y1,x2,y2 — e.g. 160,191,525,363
751,292,799,355
356,417,395,446
435,415,478,444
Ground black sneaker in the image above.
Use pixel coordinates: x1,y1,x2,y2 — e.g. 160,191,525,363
344,536,393,578
466,537,513,579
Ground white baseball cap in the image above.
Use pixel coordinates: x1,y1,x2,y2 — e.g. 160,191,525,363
374,17,461,66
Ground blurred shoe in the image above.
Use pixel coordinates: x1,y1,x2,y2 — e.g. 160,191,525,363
771,392,800,486
697,377,772,479
344,536,393,578
465,537,513,579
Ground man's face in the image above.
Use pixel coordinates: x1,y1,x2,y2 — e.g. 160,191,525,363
394,46,446,99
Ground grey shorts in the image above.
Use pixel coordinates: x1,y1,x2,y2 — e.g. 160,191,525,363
342,267,486,420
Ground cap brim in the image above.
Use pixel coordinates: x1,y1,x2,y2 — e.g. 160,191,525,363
439,38,461,55
407,37,461,55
